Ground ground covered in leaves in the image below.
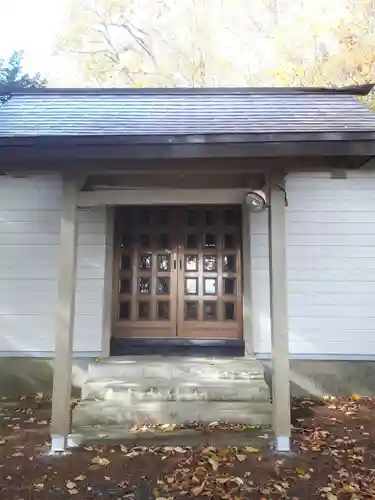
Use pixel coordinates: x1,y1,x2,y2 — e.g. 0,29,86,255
1,395,375,499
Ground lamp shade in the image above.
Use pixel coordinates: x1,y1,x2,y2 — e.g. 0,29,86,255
246,190,267,212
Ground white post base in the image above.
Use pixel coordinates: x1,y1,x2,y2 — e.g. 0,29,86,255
275,436,290,453
50,434,68,454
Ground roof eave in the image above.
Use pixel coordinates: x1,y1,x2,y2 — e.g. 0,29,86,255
2,83,374,96
1,138,375,165
2,130,375,147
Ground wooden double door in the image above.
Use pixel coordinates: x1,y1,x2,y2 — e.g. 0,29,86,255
113,206,242,339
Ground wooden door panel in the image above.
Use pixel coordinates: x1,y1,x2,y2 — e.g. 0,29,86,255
112,205,243,340
177,206,242,339
113,207,178,338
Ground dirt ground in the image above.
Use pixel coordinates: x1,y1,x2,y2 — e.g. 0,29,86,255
0,395,375,499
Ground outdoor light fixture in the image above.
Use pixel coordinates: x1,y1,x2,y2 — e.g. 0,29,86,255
246,190,268,212
245,183,289,213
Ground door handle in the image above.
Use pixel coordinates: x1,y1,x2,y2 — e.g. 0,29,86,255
179,258,182,270
173,259,177,270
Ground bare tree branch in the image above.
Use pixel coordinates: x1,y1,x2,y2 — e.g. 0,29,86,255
109,21,156,64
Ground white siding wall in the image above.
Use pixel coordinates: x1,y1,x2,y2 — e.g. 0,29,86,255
4,170,375,358
252,170,375,358
0,174,107,355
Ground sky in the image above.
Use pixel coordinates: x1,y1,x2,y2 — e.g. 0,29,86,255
0,0,69,74
0,0,350,87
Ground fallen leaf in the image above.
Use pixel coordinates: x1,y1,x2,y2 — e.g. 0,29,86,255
236,454,247,462
68,489,78,495
173,446,187,453
91,456,110,466
216,477,229,485
342,484,357,493
66,481,77,489
159,424,176,432
74,475,86,481
126,450,141,458
201,446,216,455
230,477,244,486
244,446,259,453
191,480,207,497
208,457,219,471
274,483,286,493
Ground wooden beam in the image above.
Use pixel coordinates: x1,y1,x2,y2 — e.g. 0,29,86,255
83,172,263,190
1,155,364,176
268,177,291,452
242,202,253,355
77,188,250,207
101,207,114,358
50,174,79,453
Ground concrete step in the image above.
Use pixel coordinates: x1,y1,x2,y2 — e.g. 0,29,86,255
70,425,271,448
72,400,272,428
82,378,270,402
75,357,272,433
87,356,265,382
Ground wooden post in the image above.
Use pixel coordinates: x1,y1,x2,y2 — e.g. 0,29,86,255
242,201,253,356
268,178,291,452
50,174,79,453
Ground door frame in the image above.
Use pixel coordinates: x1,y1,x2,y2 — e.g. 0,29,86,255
97,188,253,356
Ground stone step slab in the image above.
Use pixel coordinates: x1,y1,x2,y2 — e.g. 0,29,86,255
82,378,270,402
88,357,265,382
72,400,272,428
69,425,271,448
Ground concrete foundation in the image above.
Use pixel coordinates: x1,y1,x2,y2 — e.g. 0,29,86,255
0,358,91,398
262,360,375,397
0,358,375,399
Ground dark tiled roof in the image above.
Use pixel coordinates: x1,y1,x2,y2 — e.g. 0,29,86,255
1,87,375,138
